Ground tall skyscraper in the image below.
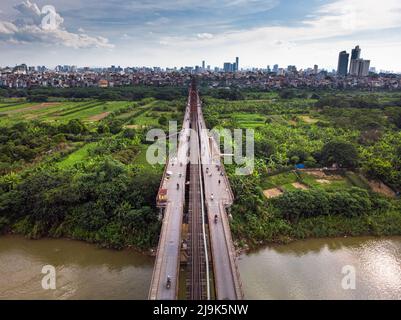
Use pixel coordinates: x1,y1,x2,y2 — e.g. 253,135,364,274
337,50,349,76
349,45,361,75
314,64,318,74
351,45,361,60
349,59,359,76
360,60,370,77
349,59,370,77
202,60,205,70
223,62,233,72
235,57,239,71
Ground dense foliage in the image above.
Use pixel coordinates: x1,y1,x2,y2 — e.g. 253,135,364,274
0,86,186,101
204,90,401,247
1,88,400,250
0,95,184,249
0,158,160,249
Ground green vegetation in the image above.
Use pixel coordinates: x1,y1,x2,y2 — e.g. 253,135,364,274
203,90,401,247
1,87,400,250
0,94,184,249
0,86,186,101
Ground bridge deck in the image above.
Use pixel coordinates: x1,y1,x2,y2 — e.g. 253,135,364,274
149,83,243,300
197,98,243,300
148,99,190,300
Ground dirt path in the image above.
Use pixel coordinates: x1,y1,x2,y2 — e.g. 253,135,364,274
292,182,308,189
0,103,61,115
368,180,396,198
263,188,283,198
316,179,331,184
87,112,110,121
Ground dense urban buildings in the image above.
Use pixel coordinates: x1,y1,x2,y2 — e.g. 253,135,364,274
1,48,399,90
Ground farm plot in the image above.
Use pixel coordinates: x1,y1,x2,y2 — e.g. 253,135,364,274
261,170,370,198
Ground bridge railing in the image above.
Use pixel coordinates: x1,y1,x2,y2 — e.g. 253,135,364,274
219,201,244,299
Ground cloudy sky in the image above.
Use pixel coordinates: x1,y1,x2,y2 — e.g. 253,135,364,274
0,0,401,71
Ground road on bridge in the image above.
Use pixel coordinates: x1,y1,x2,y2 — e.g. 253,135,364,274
149,80,243,300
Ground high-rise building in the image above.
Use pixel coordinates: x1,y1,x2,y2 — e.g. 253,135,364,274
287,65,297,74
337,50,349,76
360,60,370,77
235,57,239,71
351,45,361,60
223,62,233,72
349,59,359,76
349,45,361,74
202,60,205,70
314,65,318,74
349,59,370,77
273,64,279,73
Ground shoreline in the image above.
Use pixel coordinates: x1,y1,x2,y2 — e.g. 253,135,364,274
3,229,401,258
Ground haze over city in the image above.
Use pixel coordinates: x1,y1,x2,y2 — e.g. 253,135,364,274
1,0,401,71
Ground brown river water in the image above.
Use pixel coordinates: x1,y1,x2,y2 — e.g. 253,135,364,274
0,235,400,300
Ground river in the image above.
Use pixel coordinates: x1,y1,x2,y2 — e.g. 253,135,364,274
0,235,400,299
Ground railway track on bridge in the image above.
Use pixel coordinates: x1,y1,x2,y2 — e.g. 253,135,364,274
149,78,243,300
187,84,210,300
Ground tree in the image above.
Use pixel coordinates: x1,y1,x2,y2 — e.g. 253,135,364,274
60,119,87,135
255,140,275,158
97,123,110,134
279,89,296,99
158,116,168,126
320,141,359,168
27,95,48,103
122,128,136,139
108,119,124,134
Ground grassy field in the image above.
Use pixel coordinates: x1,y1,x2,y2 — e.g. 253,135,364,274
232,113,267,128
0,97,183,175
57,142,98,168
261,170,371,195
0,100,136,125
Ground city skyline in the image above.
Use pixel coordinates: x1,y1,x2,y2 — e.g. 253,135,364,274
1,0,401,72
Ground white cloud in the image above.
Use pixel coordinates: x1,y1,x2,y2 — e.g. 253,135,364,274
197,33,214,40
0,0,113,49
153,0,401,70
0,21,18,34
123,0,278,13
146,17,170,26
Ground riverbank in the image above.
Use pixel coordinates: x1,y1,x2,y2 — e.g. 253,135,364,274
231,210,401,252
0,229,157,256
3,208,401,257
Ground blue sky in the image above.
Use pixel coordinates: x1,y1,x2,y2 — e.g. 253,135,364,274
1,0,401,71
